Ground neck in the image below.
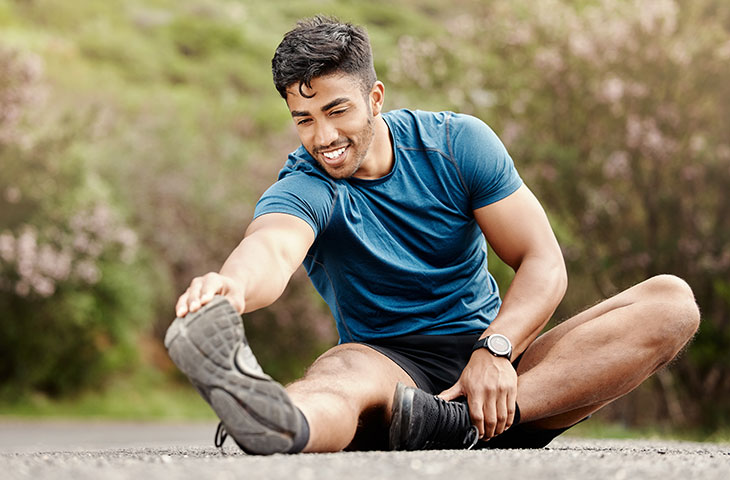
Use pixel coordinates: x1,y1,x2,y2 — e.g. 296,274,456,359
353,115,393,180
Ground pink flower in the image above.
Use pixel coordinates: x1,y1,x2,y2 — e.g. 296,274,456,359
569,32,596,60
599,76,625,104
603,151,631,179
3,186,21,204
637,0,678,36
38,244,72,281
534,48,565,73
15,280,30,297
0,231,14,263
75,260,101,285
31,276,55,297
16,226,38,279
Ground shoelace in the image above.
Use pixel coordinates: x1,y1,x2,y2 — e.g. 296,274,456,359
215,422,228,450
424,396,480,450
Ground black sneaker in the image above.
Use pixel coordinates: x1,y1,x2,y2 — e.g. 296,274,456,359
389,382,479,451
164,295,306,455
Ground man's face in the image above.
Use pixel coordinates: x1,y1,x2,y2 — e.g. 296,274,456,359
286,74,377,179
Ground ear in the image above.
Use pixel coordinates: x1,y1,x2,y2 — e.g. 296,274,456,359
369,81,385,116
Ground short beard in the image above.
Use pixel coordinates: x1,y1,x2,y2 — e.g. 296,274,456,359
321,115,375,180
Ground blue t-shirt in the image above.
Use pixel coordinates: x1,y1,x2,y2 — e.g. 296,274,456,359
254,109,522,342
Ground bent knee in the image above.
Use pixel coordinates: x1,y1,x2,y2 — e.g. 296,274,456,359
291,345,392,408
642,274,693,300
303,345,383,382
642,274,700,347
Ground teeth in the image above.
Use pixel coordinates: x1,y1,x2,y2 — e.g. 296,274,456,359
322,147,346,159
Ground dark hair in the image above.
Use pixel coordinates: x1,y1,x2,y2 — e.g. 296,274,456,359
271,16,377,99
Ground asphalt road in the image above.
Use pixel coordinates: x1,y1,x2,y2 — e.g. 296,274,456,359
1,420,728,480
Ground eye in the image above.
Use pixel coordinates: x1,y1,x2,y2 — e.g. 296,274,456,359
296,118,312,126
330,108,347,116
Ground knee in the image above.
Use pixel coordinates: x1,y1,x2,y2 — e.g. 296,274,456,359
304,346,370,379
642,274,700,347
290,346,381,415
296,346,377,399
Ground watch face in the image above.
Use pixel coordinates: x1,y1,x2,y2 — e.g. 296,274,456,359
487,335,511,355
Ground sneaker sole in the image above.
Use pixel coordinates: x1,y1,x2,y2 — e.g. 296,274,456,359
389,382,415,450
164,296,301,455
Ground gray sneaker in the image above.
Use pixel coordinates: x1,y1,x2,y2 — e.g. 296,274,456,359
164,295,306,454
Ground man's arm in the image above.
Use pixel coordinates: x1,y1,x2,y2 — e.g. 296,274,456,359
175,213,315,317
440,183,567,439
475,183,567,356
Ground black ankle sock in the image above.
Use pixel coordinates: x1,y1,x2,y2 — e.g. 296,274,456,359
288,407,310,453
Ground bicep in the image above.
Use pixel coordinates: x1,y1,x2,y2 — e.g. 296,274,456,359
474,184,562,270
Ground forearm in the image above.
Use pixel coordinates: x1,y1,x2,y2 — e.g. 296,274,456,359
484,253,567,358
443,253,565,436
219,232,297,313
175,214,314,318
458,185,565,435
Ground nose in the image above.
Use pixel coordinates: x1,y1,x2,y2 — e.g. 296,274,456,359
313,120,339,149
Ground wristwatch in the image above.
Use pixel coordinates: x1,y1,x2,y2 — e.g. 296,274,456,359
472,334,513,360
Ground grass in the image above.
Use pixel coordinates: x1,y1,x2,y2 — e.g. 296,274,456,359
0,368,215,421
566,414,730,444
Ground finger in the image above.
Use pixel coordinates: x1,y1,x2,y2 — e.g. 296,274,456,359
479,384,498,439
227,294,245,314
506,391,517,430
494,392,508,436
466,394,485,438
199,273,224,304
175,291,190,317
187,277,205,312
438,383,463,402
482,398,497,440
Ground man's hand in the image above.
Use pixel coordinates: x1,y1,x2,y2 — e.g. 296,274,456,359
439,349,518,440
175,272,245,317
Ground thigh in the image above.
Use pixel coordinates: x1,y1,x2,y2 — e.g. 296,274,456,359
512,276,691,430
287,343,417,411
515,277,662,376
286,343,418,451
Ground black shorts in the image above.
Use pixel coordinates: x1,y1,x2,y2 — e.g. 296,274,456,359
359,333,584,449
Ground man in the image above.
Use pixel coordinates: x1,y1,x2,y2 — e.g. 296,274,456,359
165,16,700,454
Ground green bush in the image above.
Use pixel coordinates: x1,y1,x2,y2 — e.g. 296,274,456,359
0,44,163,399
4,0,727,432
168,16,245,59
385,0,730,429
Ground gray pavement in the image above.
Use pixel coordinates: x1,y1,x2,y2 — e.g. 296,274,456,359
1,420,729,480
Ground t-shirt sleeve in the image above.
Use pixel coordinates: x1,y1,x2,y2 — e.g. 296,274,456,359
253,172,336,237
450,114,523,209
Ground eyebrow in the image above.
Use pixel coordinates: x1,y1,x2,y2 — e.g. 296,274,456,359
290,97,351,118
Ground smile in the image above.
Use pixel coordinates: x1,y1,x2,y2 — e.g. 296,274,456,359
322,146,347,160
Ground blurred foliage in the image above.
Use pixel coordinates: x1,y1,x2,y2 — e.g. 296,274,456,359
1,367,217,420
1,0,729,434
0,45,164,397
384,0,730,430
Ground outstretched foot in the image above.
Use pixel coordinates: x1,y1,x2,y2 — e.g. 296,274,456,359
165,296,307,454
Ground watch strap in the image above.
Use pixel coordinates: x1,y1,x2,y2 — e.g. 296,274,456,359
471,337,490,352
472,334,513,359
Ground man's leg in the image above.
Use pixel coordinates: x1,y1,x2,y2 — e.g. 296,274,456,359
166,296,416,454
286,344,417,452
514,274,700,430
389,274,700,451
